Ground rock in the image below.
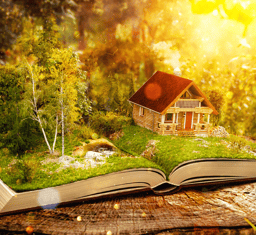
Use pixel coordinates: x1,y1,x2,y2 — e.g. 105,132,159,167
83,149,115,168
141,140,159,159
72,146,84,157
210,126,229,138
58,155,75,164
70,161,85,169
85,151,104,160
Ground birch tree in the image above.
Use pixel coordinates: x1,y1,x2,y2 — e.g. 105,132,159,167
25,61,59,154
49,48,82,157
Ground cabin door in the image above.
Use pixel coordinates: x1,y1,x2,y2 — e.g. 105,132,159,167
185,112,192,130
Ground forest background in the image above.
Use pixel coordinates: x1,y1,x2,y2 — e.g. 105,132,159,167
1,0,256,158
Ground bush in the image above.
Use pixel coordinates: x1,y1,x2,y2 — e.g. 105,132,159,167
0,119,41,156
76,125,94,140
89,112,132,136
6,158,39,183
229,135,250,152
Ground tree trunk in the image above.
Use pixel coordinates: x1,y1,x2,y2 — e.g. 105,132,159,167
38,118,53,154
27,60,53,154
61,86,64,157
52,115,58,153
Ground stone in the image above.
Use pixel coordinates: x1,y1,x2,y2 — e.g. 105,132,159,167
70,161,85,169
210,126,229,138
85,151,103,159
58,155,75,164
72,146,84,157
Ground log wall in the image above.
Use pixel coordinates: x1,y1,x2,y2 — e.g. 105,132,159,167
133,105,161,132
133,105,211,136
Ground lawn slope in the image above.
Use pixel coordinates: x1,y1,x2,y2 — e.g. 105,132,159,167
113,125,256,177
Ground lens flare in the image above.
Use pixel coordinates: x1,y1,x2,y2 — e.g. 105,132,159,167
26,226,34,234
144,83,162,101
114,203,120,210
240,38,251,48
37,188,60,209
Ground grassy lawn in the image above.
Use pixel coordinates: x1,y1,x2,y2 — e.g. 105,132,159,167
1,124,256,192
113,125,256,177
0,129,161,192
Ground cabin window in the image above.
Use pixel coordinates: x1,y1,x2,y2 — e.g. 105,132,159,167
139,107,144,116
165,113,173,122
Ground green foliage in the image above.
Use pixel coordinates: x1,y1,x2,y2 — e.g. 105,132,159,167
0,64,42,155
0,65,26,132
6,157,39,183
76,125,94,140
76,81,92,118
91,133,99,140
114,125,256,176
0,0,24,52
90,112,132,136
228,135,251,152
48,47,86,126
1,119,41,156
205,89,224,126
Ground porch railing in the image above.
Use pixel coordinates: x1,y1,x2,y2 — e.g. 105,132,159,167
158,122,211,135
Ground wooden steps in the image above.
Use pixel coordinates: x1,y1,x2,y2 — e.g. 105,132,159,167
177,130,195,137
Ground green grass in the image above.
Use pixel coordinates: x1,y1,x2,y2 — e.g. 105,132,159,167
113,125,256,177
0,128,161,192
1,124,256,192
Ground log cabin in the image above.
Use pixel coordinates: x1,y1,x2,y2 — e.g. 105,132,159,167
128,71,218,136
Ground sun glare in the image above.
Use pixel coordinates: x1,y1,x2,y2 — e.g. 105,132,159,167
240,38,251,48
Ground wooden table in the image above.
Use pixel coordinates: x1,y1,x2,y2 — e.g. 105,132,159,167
1,181,256,234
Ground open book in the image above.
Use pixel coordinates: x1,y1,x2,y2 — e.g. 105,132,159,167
1,158,256,215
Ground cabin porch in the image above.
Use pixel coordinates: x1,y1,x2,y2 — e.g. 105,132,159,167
156,112,212,136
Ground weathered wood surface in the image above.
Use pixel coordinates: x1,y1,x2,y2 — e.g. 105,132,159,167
1,181,256,234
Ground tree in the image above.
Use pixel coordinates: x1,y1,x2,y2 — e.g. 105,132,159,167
49,48,84,156
0,65,40,156
25,61,59,155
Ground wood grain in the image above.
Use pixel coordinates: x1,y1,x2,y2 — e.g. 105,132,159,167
1,181,256,234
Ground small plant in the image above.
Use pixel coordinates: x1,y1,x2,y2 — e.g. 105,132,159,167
7,157,39,183
91,133,99,140
229,135,250,152
90,111,132,136
76,125,94,140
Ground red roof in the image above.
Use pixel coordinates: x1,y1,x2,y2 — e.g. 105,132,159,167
129,71,218,115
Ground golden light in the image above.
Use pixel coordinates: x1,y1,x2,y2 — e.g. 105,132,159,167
26,226,34,234
240,38,251,48
212,9,218,16
106,230,112,235
240,0,251,9
141,212,147,217
77,215,82,221
114,203,120,210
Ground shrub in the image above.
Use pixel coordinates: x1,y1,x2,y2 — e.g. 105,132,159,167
0,119,41,156
89,112,132,136
7,158,39,183
76,125,94,140
229,135,250,152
